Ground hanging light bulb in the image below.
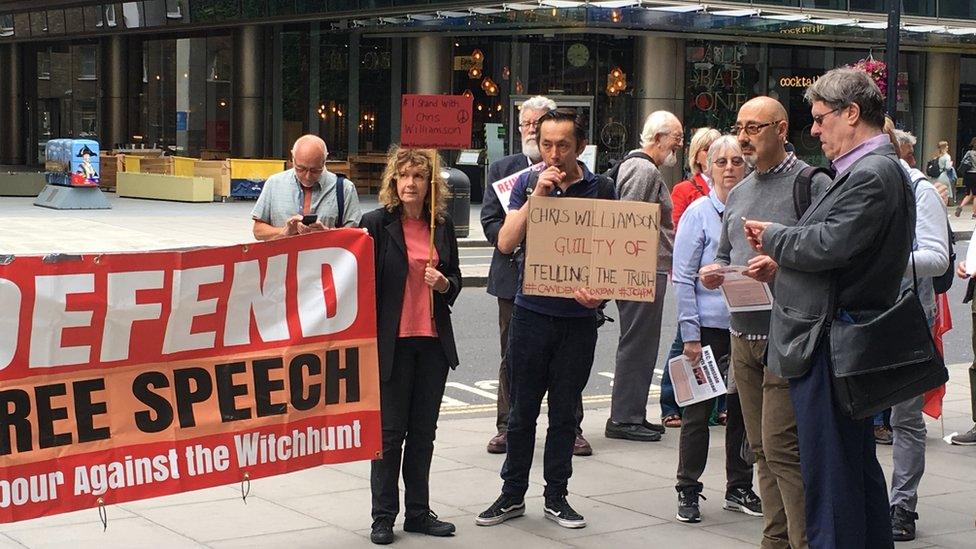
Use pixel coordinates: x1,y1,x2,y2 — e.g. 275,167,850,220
468,67,482,79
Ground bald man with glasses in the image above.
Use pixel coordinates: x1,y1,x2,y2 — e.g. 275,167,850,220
252,134,363,240
700,96,832,549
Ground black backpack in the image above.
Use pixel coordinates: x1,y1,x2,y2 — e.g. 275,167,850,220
925,158,941,179
603,151,655,189
792,165,834,219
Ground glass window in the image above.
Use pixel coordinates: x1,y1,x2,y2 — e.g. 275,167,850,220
78,46,98,80
684,41,762,155
123,2,143,28
941,1,976,19
34,42,101,162
191,0,239,22
316,34,350,158
359,37,392,154
37,50,51,80
0,14,14,38
166,0,183,19
143,0,168,26
279,28,310,156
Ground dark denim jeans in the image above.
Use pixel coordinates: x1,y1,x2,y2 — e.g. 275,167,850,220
500,305,598,499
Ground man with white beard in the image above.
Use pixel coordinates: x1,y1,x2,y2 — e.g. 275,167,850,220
604,110,682,442
481,96,593,457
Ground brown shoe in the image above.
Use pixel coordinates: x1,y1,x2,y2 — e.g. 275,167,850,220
487,432,507,454
573,434,593,456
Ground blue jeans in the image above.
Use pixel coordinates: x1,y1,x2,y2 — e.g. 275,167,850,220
500,305,598,499
660,330,682,417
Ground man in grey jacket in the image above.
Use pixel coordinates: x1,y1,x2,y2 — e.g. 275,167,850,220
743,68,912,548
604,110,681,442
702,96,830,549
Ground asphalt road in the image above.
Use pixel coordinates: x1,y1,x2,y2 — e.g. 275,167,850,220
444,242,976,420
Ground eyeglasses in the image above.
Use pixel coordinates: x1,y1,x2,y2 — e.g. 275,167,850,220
519,120,540,129
713,157,745,168
730,120,782,136
295,165,324,177
668,132,684,143
811,107,844,126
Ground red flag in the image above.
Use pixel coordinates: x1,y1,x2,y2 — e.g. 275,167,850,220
923,293,952,419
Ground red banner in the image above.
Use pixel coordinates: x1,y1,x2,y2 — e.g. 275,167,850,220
0,230,381,523
400,94,474,149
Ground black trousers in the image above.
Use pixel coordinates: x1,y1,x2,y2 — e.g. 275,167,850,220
501,306,597,499
676,327,753,493
496,298,585,435
370,337,450,521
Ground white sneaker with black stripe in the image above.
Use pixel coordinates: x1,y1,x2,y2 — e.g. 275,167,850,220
543,496,586,528
475,494,525,526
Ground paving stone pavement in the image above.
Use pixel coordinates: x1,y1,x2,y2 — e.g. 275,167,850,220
0,194,975,547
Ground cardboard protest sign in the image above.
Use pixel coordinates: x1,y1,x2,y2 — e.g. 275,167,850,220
522,196,660,302
491,162,545,214
0,230,380,523
400,94,473,149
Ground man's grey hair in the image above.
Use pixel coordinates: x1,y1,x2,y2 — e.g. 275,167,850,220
804,67,885,129
705,135,743,170
520,96,557,118
893,129,917,148
639,111,680,148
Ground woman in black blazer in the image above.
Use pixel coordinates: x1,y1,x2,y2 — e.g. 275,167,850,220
360,147,462,545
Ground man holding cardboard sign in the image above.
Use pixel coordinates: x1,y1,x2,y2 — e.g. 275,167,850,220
476,108,614,530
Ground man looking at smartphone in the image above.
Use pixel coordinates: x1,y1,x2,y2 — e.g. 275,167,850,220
252,134,363,240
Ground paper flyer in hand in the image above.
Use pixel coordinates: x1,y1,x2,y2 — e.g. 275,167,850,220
716,266,774,312
669,345,728,407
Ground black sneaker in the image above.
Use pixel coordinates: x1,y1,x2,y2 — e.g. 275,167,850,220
677,488,705,523
724,487,763,517
543,496,586,528
605,419,662,442
370,517,395,545
950,424,976,446
891,505,918,542
404,511,455,537
475,494,525,526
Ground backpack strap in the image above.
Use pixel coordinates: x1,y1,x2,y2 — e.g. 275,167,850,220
335,174,346,227
792,166,832,219
605,151,655,182
595,174,616,200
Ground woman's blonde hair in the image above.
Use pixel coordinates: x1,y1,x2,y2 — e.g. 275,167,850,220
687,127,721,175
378,146,449,222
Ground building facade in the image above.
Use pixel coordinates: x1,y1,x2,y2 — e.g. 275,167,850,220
1,0,975,177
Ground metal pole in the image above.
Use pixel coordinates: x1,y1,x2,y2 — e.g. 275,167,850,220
885,0,901,121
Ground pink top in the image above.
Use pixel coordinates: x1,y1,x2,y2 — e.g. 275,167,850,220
398,217,440,338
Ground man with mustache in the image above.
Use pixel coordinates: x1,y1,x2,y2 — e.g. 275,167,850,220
604,110,681,442
701,96,831,549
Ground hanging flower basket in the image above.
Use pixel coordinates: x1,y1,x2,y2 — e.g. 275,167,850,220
851,57,888,99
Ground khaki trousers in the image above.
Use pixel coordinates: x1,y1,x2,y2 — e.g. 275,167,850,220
731,336,808,549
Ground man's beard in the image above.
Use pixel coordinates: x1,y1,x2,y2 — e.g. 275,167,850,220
743,153,758,167
662,151,678,168
522,139,541,162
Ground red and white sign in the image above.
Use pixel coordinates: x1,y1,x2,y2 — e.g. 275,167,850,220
492,162,545,214
400,94,473,149
0,230,381,523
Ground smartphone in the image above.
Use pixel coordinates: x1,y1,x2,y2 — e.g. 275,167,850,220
301,214,318,225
